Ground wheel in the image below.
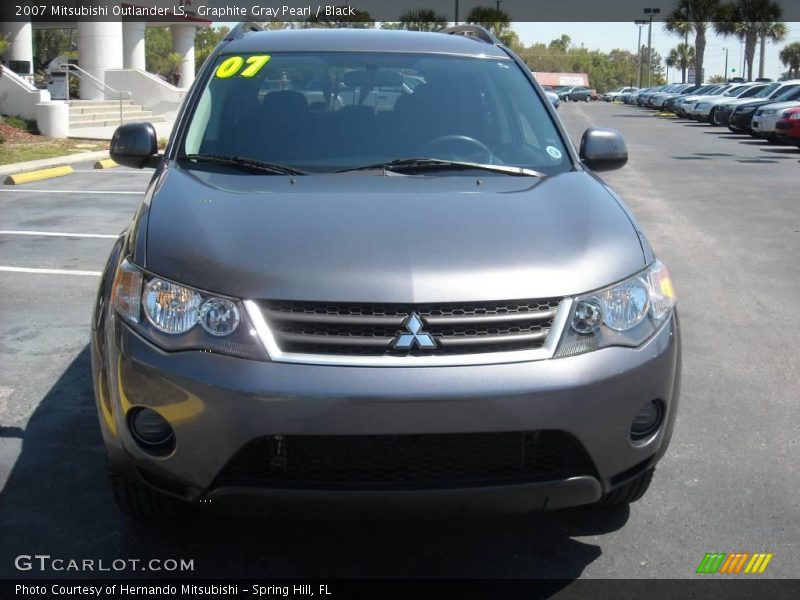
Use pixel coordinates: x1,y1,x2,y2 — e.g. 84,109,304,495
108,460,186,523
584,96,590,102
596,467,655,507
766,135,780,144
566,95,572,102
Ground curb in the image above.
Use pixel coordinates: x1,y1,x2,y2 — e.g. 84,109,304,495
0,150,110,178
4,166,74,185
94,159,119,169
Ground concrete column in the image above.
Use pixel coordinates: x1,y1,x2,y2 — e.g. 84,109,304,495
0,20,34,76
76,21,123,100
170,23,196,89
122,21,146,71
36,101,69,138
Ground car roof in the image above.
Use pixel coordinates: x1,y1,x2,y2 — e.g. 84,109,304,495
222,29,510,59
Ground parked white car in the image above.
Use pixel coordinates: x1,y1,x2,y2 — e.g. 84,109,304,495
751,101,800,139
690,83,768,122
675,85,729,117
603,87,638,102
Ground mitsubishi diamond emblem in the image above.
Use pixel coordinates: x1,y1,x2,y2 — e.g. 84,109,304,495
392,313,437,350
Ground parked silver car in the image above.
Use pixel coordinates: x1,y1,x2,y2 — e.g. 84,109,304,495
93,25,680,522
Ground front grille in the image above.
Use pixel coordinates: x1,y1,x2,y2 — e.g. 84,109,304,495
258,298,562,356
214,431,595,490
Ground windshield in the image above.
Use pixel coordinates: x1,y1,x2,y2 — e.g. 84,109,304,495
773,85,800,101
755,83,781,98
183,52,571,175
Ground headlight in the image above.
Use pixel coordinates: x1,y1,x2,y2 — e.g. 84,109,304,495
144,279,202,334
738,106,756,114
111,259,266,360
555,260,676,358
785,111,800,120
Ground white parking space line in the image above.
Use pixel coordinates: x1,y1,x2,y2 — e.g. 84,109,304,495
0,189,141,195
0,266,102,276
70,170,151,174
0,230,118,239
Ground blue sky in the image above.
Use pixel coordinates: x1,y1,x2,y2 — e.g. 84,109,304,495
513,22,800,81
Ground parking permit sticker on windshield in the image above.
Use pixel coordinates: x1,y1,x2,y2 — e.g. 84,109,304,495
215,55,271,79
546,146,563,160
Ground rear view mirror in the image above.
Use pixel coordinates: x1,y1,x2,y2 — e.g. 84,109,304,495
342,69,403,88
110,122,161,169
579,127,628,171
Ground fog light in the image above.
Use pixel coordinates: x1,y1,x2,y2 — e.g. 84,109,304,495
130,408,174,446
630,400,663,440
572,298,603,334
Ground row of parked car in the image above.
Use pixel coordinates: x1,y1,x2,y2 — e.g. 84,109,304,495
616,81,800,147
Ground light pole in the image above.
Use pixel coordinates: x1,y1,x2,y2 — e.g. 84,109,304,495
644,7,661,87
495,0,502,10
723,47,728,82
634,20,647,88
455,0,459,25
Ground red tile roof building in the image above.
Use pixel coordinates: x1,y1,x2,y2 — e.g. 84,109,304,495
532,72,590,87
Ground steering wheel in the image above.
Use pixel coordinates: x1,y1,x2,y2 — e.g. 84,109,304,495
421,135,494,164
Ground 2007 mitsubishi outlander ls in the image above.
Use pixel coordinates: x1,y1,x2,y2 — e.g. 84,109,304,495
92,25,680,522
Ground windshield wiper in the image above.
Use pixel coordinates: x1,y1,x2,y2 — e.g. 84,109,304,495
183,153,305,175
336,157,546,178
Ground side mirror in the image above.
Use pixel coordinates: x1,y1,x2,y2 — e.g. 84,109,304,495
579,127,628,171
110,122,160,169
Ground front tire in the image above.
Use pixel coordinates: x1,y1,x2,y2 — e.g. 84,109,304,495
108,461,186,523
596,467,655,507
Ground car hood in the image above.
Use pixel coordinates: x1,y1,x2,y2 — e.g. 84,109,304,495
142,166,646,303
706,95,744,105
721,97,771,108
758,101,800,112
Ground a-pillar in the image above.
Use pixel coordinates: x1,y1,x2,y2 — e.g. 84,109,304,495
170,23,196,89
0,20,34,76
122,21,146,71
76,21,123,100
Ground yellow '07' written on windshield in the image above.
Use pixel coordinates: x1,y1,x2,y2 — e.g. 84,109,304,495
214,55,271,79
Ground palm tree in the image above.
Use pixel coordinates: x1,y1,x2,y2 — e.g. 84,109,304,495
757,21,787,78
779,42,800,78
668,43,696,83
665,52,677,82
393,9,447,32
664,0,721,85
466,6,512,42
716,0,784,81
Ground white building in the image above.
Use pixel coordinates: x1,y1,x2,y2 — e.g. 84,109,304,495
1,3,209,136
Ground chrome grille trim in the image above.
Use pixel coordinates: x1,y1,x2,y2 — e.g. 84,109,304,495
244,298,573,367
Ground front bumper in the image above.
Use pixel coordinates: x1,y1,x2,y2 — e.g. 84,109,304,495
92,311,681,514
751,114,779,136
730,111,756,131
775,119,800,143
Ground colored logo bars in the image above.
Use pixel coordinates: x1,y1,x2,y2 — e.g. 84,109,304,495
696,552,774,574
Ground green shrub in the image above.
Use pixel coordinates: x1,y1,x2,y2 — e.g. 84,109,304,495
1,115,39,135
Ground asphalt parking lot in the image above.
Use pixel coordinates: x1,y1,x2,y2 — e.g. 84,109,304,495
0,102,798,580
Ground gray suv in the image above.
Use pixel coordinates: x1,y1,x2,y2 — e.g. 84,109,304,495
93,25,680,522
